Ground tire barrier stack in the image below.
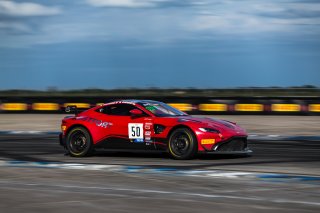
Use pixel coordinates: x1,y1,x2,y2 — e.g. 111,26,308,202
0,96,319,115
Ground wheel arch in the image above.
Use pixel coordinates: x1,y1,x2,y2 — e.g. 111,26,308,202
66,124,93,141
167,124,198,159
168,124,197,142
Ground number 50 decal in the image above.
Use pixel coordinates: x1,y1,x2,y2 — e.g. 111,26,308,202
128,123,143,139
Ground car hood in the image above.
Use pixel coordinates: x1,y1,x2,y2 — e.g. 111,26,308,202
177,116,246,135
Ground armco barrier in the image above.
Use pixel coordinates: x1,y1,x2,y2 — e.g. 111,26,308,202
198,104,228,112
1,103,28,111
0,96,319,115
32,103,60,111
309,104,320,112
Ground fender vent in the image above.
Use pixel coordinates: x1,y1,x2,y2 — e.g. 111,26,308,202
154,124,165,134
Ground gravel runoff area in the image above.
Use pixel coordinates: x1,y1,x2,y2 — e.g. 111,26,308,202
0,114,319,136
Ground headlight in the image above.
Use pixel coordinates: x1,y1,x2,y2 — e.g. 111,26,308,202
61,125,67,131
199,127,220,134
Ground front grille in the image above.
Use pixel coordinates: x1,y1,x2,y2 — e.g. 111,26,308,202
216,138,247,152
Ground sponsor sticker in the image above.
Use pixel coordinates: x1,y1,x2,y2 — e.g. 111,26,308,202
132,138,144,143
145,123,152,130
201,139,215,145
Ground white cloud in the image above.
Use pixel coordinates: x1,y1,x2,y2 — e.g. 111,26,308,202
86,0,174,8
294,3,320,12
0,21,31,32
188,14,288,34
1,0,320,48
86,0,153,7
187,1,320,36
0,1,61,16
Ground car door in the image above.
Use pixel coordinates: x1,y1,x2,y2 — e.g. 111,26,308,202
97,103,155,150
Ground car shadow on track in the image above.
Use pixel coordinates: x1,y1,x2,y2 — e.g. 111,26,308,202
90,149,320,171
92,150,249,160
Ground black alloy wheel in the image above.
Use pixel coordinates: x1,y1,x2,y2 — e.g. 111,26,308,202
168,128,197,160
66,127,93,157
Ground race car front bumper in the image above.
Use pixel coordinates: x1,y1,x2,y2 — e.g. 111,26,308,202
202,136,252,155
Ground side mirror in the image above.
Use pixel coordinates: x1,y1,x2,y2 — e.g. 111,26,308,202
130,109,143,117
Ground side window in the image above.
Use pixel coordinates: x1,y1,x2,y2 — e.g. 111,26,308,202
97,104,137,116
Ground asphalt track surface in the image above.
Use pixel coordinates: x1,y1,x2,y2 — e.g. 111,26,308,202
0,134,320,212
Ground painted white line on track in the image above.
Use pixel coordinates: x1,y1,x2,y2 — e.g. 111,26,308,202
9,131,44,134
268,135,280,137
205,172,254,178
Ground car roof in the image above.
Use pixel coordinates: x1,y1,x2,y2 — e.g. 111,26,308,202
103,99,162,106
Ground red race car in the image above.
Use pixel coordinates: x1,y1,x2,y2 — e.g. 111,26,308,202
60,100,251,159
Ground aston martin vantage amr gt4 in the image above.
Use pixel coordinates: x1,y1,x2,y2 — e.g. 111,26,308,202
59,100,251,159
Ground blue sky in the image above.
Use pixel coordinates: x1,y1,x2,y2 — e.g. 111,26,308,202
0,0,319,89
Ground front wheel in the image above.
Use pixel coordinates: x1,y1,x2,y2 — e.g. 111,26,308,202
168,128,197,160
66,127,93,157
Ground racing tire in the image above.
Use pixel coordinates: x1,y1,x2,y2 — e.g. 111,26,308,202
66,127,93,157
168,128,198,160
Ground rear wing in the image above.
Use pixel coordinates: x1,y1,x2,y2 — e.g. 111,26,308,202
65,105,79,115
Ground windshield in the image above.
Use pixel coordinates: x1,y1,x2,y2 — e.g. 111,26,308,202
139,102,187,117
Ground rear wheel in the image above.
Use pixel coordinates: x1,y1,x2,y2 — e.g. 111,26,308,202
168,128,197,160
66,127,93,157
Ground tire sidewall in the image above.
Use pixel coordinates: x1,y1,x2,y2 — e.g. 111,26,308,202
168,128,197,160
66,127,93,157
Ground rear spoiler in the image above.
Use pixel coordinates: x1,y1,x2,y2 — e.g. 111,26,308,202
65,105,79,115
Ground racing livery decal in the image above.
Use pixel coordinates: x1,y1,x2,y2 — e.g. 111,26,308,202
77,116,112,128
60,100,251,159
